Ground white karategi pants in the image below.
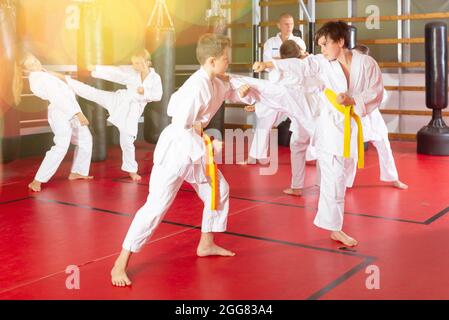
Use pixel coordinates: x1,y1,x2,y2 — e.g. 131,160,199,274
345,138,399,188
122,163,230,253
249,113,278,160
35,108,92,182
68,79,138,173
314,150,355,232
289,129,312,189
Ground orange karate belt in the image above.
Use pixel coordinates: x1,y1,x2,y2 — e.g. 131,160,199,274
202,133,219,211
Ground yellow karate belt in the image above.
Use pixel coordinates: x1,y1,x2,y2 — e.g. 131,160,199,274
203,133,219,211
324,88,364,169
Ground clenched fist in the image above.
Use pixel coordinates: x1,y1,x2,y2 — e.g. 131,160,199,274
76,113,90,126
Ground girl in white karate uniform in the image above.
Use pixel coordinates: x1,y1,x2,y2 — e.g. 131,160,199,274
23,54,93,193
231,40,322,197
110,34,254,287
254,21,385,247
65,49,163,181
345,45,408,190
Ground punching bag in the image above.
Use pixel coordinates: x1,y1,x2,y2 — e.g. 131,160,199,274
77,1,108,161
144,0,175,144
308,22,315,54
204,14,227,139
348,25,357,49
417,22,449,155
144,28,175,144
277,118,292,147
0,0,21,164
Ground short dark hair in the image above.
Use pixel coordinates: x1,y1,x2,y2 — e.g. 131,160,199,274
354,44,370,55
280,40,303,59
315,20,351,48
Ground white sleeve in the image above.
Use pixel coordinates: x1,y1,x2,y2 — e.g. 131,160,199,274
262,39,276,73
29,73,50,101
272,57,320,80
92,65,130,85
169,85,208,130
296,37,307,51
30,73,81,119
352,57,384,117
262,39,273,62
223,79,256,105
380,88,388,108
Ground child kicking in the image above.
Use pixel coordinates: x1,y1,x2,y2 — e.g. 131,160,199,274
23,53,93,192
254,21,385,247
232,40,321,197
111,34,254,287
65,49,163,181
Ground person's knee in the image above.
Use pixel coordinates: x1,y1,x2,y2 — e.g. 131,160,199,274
84,132,93,149
54,134,72,152
220,178,230,200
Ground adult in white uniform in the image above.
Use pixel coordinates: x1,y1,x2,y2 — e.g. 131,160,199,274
254,21,384,247
24,54,93,193
248,12,307,162
66,50,163,181
231,40,322,197
110,34,255,287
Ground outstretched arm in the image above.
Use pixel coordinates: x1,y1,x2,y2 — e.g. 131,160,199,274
46,70,67,83
253,61,274,73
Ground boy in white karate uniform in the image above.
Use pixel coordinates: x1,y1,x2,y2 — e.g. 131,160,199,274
254,21,384,247
232,40,321,197
24,54,93,192
110,34,254,287
344,45,408,190
65,49,163,181
247,12,307,163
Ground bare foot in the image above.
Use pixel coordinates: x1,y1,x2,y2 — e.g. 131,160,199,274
68,173,93,180
197,243,236,257
111,263,132,287
28,180,42,192
393,180,408,190
330,231,358,247
237,157,256,165
283,188,302,197
129,173,142,181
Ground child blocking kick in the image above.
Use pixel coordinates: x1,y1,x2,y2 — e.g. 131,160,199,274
110,34,255,287
24,54,93,192
65,49,163,181
247,12,308,164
